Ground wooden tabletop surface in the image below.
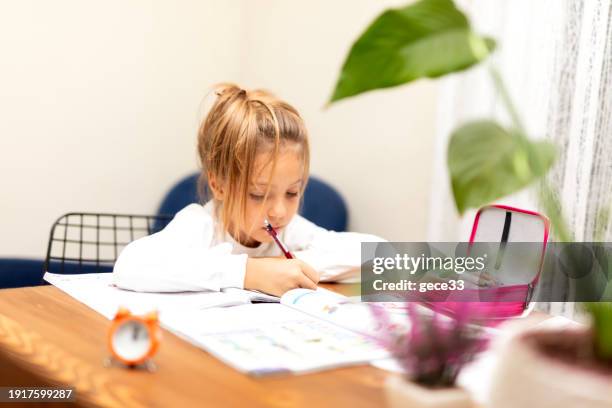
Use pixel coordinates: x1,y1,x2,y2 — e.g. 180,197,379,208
0,283,391,408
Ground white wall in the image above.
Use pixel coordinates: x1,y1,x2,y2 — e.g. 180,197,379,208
0,0,437,258
0,0,245,256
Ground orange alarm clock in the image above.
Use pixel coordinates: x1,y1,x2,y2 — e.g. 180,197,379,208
107,307,161,368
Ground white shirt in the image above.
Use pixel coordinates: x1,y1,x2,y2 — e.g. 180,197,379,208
112,201,384,292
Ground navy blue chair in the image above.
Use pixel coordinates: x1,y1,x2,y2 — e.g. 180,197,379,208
156,173,348,232
0,258,46,289
300,176,348,232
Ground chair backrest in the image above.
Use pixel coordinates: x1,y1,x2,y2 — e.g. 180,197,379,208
300,176,348,232
156,173,201,226
156,173,348,231
44,213,173,275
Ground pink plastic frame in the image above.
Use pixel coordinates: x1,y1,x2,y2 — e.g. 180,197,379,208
468,204,550,300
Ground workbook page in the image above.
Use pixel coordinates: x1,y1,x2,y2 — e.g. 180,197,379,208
281,288,411,336
164,303,388,376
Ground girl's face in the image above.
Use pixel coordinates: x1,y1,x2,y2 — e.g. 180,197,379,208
238,147,304,247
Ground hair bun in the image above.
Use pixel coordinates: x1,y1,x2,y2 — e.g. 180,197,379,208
214,83,246,99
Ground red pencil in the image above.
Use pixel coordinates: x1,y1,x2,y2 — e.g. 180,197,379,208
264,219,294,259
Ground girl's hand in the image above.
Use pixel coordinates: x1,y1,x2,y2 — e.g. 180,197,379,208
244,258,320,296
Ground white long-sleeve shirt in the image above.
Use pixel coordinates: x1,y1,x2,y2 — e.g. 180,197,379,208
112,201,384,292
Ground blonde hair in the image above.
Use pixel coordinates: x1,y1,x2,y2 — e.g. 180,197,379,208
197,83,310,239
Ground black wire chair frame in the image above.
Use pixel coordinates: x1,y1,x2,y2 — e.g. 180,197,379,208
43,212,173,275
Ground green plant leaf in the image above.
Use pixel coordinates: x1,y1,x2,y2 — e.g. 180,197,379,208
584,302,612,362
448,121,556,214
329,0,496,102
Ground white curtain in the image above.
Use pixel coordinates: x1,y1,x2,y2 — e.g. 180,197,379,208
428,0,612,317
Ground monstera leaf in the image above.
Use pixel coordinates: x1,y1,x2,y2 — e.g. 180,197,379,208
330,0,495,102
448,121,556,214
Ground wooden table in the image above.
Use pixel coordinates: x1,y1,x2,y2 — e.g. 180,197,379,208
0,284,391,408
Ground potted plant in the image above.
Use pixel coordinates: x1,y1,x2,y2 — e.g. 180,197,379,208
329,0,612,405
370,303,490,408
488,303,612,408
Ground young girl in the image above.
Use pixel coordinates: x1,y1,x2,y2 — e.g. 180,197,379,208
113,84,383,296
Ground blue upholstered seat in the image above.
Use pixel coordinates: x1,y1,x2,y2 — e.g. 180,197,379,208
0,258,45,289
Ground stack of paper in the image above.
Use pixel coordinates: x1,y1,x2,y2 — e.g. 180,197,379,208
43,272,249,319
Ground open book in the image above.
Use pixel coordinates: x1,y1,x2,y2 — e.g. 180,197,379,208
166,288,395,376
43,272,390,375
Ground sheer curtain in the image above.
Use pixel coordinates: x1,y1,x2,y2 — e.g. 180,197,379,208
427,0,612,317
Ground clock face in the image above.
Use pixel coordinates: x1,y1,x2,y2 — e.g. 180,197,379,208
111,320,151,362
